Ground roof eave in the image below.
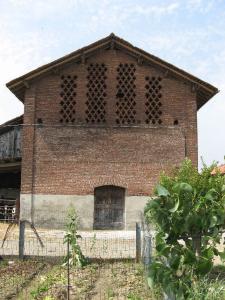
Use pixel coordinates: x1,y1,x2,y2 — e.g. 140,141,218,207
6,33,219,108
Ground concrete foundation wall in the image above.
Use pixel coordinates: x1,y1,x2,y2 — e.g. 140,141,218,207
20,194,149,230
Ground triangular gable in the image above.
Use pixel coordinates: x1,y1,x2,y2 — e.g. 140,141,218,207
6,33,218,109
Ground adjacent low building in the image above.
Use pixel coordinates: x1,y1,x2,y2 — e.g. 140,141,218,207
211,164,225,175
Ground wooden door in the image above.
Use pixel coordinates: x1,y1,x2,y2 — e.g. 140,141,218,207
94,185,125,230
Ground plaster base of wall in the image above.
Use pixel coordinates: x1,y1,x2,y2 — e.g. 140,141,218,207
20,194,150,230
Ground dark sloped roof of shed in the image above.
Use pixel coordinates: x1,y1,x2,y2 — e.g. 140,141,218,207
6,33,218,109
0,115,23,135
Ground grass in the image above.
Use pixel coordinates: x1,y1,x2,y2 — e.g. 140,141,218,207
187,276,225,300
210,264,225,279
147,264,225,300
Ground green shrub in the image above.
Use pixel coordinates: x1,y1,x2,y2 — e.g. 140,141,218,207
145,159,225,299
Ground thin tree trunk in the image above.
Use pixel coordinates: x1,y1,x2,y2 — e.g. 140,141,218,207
192,235,202,257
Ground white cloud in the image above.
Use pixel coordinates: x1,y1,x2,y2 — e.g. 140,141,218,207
0,22,58,123
78,1,181,33
8,0,79,17
186,0,221,13
131,2,180,16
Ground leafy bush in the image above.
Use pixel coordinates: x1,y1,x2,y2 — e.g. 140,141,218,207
144,159,225,299
63,208,87,267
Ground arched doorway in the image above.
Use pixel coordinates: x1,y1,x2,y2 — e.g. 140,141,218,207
94,185,125,230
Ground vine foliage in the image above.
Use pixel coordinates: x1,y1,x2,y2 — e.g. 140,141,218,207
144,159,225,299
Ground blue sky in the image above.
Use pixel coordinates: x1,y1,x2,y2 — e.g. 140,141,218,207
0,0,225,167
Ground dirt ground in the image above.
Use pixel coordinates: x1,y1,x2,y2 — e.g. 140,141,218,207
0,259,157,300
0,259,45,300
1,258,225,300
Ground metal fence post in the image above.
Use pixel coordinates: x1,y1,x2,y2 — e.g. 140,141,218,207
143,235,152,269
67,239,70,300
19,220,25,259
136,222,141,263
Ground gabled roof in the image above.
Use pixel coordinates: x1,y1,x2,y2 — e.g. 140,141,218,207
6,33,218,109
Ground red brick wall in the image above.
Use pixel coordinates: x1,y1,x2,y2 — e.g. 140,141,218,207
21,48,198,196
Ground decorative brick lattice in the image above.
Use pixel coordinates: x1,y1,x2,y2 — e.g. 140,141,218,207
145,76,162,125
116,63,136,125
59,75,77,123
86,63,107,124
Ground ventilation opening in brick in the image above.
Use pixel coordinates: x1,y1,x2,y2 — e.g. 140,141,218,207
116,63,137,125
145,76,163,125
59,75,77,124
174,119,179,125
85,63,107,124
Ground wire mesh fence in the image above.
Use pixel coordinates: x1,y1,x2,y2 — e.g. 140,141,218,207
0,207,156,299
0,207,152,259
0,223,139,259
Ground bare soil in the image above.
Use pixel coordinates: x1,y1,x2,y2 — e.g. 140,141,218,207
0,259,45,300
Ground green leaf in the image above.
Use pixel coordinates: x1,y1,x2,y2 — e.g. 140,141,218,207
169,197,180,213
146,199,160,210
209,215,218,228
161,246,171,257
169,255,180,270
218,251,225,261
155,232,165,245
179,182,193,193
212,247,219,255
202,247,214,260
185,214,202,231
147,276,154,289
212,227,219,237
183,248,196,264
205,188,218,201
161,270,171,287
173,182,193,194
221,185,225,193
156,184,170,197
196,258,213,275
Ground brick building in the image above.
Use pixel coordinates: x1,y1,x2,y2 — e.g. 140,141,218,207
1,34,218,229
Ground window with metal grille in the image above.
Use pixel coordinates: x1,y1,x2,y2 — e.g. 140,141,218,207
86,63,107,124
59,75,77,123
116,63,136,125
145,76,162,125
